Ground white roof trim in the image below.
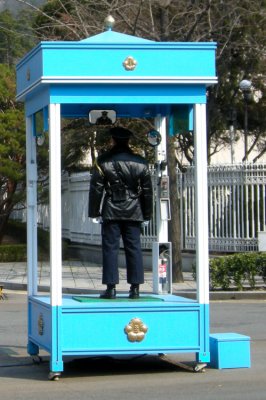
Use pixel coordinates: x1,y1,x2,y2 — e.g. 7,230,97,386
16,75,218,101
41,75,217,83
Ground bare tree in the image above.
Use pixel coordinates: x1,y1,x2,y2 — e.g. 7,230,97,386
14,0,266,163
13,0,266,281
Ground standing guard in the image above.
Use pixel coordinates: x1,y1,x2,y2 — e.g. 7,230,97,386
89,126,153,299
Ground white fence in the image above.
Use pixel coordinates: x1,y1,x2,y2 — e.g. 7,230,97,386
178,163,266,252
14,163,266,253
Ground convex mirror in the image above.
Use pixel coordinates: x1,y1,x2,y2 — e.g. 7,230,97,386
147,129,161,147
89,110,116,125
34,108,48,146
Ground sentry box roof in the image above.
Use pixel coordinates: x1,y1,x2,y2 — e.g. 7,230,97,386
16,29,217,118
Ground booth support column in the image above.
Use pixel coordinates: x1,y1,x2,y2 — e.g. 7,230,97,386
49,103,62,306
152,116,172,294
26,114,40,356
155,115,168,242
194,103,209,304
26,115,38,296
194,103,210,363
49,103,63,373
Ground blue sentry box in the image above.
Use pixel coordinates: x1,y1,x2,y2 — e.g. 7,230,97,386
209,333,251,369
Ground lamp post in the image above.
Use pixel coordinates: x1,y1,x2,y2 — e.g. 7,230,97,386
239,79,252,161
227,107,237,164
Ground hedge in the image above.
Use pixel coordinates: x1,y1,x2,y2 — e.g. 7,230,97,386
192,252,266,290
0,244,27,262
1,220,69,262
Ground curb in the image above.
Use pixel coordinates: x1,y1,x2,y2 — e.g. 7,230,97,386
1,281,266,300
209,290,266,301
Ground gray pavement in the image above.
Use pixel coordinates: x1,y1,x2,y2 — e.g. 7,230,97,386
0,260,265,300
0,260,196,295
0,261,266,398
0,292,266,399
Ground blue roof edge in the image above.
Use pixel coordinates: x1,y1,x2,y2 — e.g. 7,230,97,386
79,30,154,43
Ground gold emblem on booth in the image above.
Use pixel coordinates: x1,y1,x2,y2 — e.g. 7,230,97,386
38,313,44,336
123,56,137,71
124,317,148,342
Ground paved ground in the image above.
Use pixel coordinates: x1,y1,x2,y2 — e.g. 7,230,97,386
0,292,265,400
0,260,266,399
0,260,265,300
0,260,196,295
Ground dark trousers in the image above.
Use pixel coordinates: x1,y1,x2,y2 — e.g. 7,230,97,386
101,220,144,285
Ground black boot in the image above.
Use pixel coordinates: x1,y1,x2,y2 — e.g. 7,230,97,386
100,285,116,299
129,284,139,299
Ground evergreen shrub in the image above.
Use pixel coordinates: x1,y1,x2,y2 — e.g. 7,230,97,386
2,220,69,261
192,252,266,290
0,244,27,262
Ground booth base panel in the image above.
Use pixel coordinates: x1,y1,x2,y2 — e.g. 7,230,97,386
28,294,210,373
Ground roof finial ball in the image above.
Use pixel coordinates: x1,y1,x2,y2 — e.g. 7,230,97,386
104,15,115,31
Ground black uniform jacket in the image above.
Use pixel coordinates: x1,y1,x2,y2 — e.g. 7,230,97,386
88,144,153,222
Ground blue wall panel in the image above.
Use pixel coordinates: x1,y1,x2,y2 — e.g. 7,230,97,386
25,87,50,117
50,84,206,106
28,296,209,371
61,308,201,354
17,48,43,96
28,299,52,353
41,48,215,78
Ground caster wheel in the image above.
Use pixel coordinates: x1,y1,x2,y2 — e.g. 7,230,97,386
48,372,61,381
193,363,207,373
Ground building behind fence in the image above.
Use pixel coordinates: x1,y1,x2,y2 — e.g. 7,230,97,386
13,163,266,253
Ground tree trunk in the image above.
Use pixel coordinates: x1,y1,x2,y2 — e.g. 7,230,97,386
158,3,184,283
167,135,184,282
0,180,18,244
0,213,10,244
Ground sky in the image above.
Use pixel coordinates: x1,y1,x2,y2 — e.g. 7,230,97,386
0,0,45,14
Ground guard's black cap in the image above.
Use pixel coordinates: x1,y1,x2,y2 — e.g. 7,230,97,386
110,126,133,139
